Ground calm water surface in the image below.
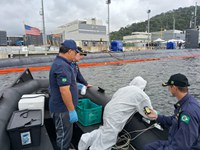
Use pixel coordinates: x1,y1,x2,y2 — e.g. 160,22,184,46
1,56,200,115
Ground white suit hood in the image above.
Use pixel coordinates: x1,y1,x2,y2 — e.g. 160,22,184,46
129,76,147,90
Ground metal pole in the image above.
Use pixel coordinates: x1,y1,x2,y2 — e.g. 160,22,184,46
108,3,110,50
173,15,175,39
106,0,111,51
41,0,46,45
147,9,151,47
190,12,194,28
194,2,197,28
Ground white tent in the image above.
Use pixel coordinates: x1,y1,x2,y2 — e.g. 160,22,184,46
168,39,178,42
154,38,165,42
168,39,185,43
177,39,185,43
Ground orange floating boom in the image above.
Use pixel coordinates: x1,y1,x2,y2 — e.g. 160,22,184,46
0,54,200,74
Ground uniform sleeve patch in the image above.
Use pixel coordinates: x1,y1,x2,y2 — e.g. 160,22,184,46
180,114,190,124
62,78,67,83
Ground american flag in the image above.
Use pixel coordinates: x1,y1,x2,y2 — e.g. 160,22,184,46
24,25,40,36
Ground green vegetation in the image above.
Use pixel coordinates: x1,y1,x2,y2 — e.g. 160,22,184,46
110,6,200,40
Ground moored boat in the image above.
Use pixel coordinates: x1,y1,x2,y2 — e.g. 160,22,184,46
0,68,168,150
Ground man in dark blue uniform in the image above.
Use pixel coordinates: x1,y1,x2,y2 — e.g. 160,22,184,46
71,47,92,95
71,47,88,87
49,39,80,150
144,73,200,150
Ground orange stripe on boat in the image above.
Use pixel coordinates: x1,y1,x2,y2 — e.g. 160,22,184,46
0,66,51,74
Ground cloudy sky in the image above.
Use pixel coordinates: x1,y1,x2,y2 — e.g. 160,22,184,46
0,0,198,36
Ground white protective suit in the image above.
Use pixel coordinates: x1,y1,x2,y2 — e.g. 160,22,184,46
78,76,153,150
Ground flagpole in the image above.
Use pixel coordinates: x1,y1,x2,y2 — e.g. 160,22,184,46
23,22,27,46
23,22,29,58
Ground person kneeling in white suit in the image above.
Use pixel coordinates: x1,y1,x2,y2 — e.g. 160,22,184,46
78,76,153,150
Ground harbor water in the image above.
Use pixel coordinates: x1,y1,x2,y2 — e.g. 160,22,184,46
0,50,200,115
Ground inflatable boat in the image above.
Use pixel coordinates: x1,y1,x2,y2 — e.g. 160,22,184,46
0,68,168,150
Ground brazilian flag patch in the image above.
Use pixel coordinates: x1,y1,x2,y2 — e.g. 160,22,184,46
180,114,190,124
62,78,67,83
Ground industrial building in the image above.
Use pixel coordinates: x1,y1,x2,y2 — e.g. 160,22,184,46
24,34,43,46
123,30,186,50
151,30,185,41
51,18,108,52
47,34,62,47
123,32,150,47
0,31,7,46
7,36,23,46
185,29,199,48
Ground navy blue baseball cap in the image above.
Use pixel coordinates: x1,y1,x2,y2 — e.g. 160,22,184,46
162,73,190,87
77,46,87,56
63,40,80,53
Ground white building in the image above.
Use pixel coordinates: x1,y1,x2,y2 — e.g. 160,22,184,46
53,18,108,51
123,32,151,47
151,30,185,41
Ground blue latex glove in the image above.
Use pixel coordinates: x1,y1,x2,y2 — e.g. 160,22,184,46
69,110,78,123
77,83,84,90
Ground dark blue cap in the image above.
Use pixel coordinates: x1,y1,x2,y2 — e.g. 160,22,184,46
63,40,80,53
162,73,190,87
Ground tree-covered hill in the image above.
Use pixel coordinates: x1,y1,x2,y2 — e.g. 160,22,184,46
110,6,200,40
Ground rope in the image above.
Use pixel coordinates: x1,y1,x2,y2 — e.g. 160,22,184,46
130,124,156,141
112,123,157,150
108,51,126,61
112,129,131,150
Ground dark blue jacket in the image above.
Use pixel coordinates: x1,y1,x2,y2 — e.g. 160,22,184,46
71,62,88,86
153,94,200,149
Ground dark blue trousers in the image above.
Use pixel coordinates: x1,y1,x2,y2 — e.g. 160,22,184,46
51,112,73,150
144,140,168,150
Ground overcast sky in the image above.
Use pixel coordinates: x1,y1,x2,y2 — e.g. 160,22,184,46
0,0,198,36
